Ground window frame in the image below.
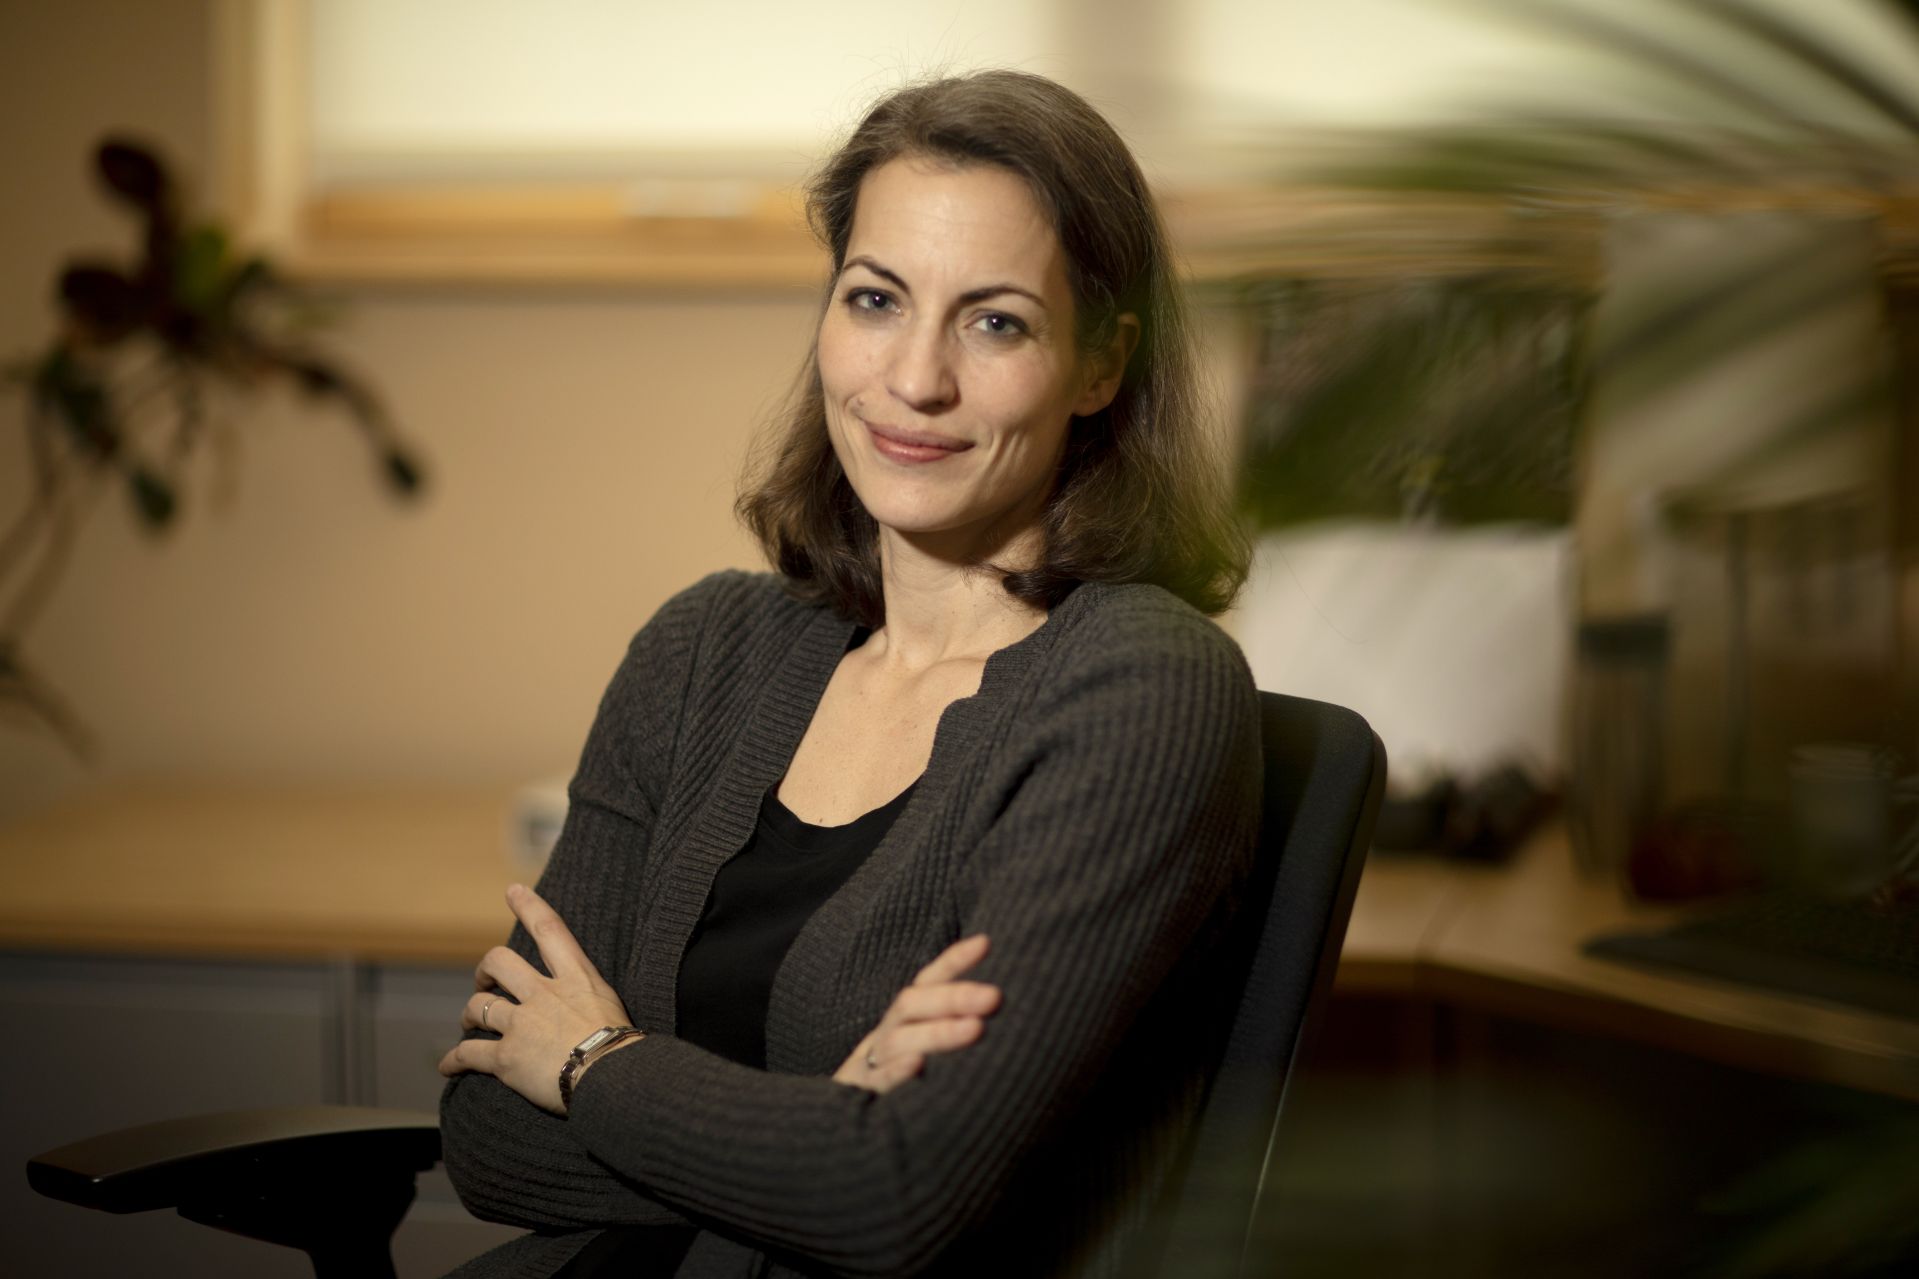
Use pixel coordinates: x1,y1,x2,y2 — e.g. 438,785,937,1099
211,0,827,289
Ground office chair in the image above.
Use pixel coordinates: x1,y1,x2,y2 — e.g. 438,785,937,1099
28,692,1383,1279
1135,691,1386,1276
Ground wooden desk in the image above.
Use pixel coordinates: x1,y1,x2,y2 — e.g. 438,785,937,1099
0,785,530,1278
0,783,520,965
3,785,1916,1100
1341,826,1919,1102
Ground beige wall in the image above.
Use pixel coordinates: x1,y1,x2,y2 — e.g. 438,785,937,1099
0,1,1254,819
0,0,824,816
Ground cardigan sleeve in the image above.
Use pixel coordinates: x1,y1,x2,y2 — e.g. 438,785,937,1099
562,604,1262,1275
438,574,720,1230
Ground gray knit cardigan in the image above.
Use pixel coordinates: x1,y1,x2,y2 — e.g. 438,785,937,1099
440,570,1262,1278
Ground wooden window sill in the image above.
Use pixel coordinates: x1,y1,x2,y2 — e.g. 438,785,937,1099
281,183,828,289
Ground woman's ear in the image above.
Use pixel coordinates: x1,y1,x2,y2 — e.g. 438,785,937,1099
1073,313,1140,416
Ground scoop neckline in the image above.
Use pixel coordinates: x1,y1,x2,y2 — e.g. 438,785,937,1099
760,775,921,846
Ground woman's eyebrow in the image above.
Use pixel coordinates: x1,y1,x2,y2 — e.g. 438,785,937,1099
842,255,1047,311
958,283,1047,310
843,255,910,294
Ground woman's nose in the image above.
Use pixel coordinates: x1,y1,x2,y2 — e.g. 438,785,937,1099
885,322,957,412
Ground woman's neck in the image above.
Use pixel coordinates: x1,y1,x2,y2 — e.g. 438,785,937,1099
867,530,1048,674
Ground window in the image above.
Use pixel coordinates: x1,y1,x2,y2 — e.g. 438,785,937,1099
212,0,1658,287
216,0,1076,286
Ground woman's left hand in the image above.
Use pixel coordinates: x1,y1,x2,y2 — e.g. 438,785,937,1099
438,882,635,1115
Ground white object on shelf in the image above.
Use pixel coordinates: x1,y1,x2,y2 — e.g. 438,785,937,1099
1239,523,1572,789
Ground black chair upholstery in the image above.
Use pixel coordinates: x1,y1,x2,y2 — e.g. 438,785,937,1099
1137,692,1385,1276
26,691,1382,1278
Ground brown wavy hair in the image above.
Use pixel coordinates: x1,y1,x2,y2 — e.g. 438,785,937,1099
737,70,1249,626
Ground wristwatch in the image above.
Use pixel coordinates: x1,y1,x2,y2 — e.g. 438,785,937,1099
559,1024,645,1113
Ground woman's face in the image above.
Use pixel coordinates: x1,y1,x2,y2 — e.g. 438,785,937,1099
817,156,1128,566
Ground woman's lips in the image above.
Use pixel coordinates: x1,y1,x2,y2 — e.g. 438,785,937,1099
866,421,973,465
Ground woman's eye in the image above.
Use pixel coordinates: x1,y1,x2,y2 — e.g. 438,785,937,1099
846,288,893,313
972,312,1026,339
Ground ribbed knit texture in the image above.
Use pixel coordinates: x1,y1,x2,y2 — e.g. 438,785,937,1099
440,571,1262,1278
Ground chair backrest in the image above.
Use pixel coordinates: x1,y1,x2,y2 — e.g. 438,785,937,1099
1141,691,1385,1277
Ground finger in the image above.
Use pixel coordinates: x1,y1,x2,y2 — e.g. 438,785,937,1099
833,1033,879,1088
461,990,516,1034
883,1015,986,1060
850,1033,925,1088
853,1016,986,1092
868,1050,925,1089
912,934,989,986
438,1036,500,1078
889,981,1001,1023
507,883,593,981
474,943,542,1000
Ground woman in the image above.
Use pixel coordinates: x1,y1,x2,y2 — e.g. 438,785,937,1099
439,70,1260,1278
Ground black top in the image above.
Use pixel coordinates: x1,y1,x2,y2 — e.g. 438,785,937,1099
555,777,917,1278
679,778,919,1068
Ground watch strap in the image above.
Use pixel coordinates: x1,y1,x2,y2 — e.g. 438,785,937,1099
559,1025,644,1113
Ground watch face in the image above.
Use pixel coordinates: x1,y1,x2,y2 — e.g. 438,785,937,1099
577,1027,617,1054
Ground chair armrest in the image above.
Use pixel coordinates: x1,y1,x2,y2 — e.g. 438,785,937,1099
26,1105,441,1214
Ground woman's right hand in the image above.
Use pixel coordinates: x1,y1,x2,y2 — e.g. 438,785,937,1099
834,933,1001,1094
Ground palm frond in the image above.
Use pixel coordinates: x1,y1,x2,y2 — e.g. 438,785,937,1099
1686,0,1919,139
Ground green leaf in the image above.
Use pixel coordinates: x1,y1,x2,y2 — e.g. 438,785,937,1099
129,467,176,529
172,223,231,314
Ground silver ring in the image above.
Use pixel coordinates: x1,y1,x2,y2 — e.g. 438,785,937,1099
865,1048,880,1071
482,997,498,1030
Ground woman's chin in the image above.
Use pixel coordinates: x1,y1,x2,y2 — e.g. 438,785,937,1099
857,492,970,536
875,516,1043,568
